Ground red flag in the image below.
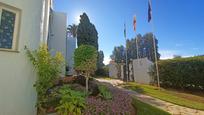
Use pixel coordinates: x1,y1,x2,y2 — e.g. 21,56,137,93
133,15,136,32
148,0,152,23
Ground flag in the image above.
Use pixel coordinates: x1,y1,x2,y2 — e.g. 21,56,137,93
133,15,136,32
148,0,152,23
124,23,126,38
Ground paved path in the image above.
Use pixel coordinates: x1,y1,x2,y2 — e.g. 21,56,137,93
96,78,204,115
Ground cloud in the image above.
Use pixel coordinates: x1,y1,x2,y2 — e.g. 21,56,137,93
159,50,179,59
182,55,193,58
103,56,111,65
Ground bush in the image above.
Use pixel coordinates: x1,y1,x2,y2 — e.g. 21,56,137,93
95,66,109,77
74,45,97,93
88,80,100,96
73,75,87,86
69,83,86,92
73,75,100,96
25,44,64,109
150,56,204,90
98,85,112,100
56,85,86,115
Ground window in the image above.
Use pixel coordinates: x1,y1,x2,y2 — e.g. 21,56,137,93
0,2,21,51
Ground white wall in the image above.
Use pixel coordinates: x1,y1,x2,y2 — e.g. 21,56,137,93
0,0,47,114
66,36,76,75
120,64,124,80
129,63,134,81
48,11,67,75
41,0,51,43
109,63,118,78
133,58,154,84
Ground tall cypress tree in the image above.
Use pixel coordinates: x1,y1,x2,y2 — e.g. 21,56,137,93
77,13,98,50
97,50,105,69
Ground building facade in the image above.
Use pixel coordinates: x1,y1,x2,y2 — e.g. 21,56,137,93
109,61,118,78
0,0,67,114
48,10,67,75
66,33,76,75
109,58,153,84
132,58,154,84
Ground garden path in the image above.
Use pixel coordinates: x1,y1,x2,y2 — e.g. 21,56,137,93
96,78,204,115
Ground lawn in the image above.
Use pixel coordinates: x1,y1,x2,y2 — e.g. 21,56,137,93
120,82,204,110
132,97,171,115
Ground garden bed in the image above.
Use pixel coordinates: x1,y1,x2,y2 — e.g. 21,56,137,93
84,85,135,114
44,76,136,115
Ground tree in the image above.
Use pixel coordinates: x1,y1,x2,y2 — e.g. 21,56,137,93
74,45,97,93
110,45,126,63
141,33,160,62
126,34,142,60
97,50,105,69
95,50,106,76
125,33,160,62
77,13,98,50
67,24,78,38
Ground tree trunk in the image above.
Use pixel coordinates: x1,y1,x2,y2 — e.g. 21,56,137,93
85,73,89,93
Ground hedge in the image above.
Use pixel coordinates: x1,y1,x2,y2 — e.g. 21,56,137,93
150,56,204,90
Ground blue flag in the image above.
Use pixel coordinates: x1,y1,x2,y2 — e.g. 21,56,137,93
148,0,152,23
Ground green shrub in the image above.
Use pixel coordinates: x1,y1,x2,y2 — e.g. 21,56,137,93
25,44,64,109
56,85,86,115
95,66,109,77
98,85,112,100
74,45,97,93
150,56,204,90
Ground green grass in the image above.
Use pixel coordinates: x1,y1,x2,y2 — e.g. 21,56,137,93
121,82,204,110
132,97,171,115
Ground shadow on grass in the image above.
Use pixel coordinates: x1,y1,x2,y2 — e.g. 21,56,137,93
132,97,171,115
123,85,144,93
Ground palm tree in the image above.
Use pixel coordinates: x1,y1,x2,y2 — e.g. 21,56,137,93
67,24,78,38
66,24,78,75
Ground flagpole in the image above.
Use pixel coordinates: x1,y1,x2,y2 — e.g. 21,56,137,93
135,32,139,60
133,15,139,82
125,39,129,82
149,0,160,88
133,15,139,64
151,21,160,88
124,23,129,82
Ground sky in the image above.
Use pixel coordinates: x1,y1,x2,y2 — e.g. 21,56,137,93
54,0,204,65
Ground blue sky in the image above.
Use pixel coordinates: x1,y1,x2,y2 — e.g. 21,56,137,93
54,0,204,64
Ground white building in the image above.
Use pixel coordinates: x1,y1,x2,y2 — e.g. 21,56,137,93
109,58,153,84
109,61,118,78
48,10,67,75
132,58,154,84
0,0,67,114
66,34,76,75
